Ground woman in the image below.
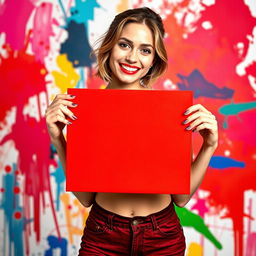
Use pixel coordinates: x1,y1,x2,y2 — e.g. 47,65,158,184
46,7,218,256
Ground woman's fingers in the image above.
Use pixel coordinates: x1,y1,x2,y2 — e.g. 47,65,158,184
46,110,71,126
54,94,76,100
185,116,217,131
183,104,217,131
45,94,78,137
55,113,72,125
50,99,78,109
193,122,217,133
183,111,214,124
59,104,78,120
184,104,211,115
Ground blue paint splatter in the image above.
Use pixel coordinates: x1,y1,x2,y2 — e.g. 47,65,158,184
0,164,24,256
177,69,234,99
209,156,245,169
51,160,65,211
45,235,67,256
60,20,95,68
67,0,100,30
76,68,85,88
50,144,65,211
59,0,101,68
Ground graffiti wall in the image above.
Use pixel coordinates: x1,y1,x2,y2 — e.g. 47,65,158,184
0,0,255,255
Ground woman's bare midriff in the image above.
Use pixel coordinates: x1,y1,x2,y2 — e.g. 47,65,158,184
95,192,172,217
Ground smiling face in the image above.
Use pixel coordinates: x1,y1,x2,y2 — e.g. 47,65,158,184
108,22,155,89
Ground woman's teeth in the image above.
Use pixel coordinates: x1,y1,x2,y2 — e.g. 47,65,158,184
121,64,139,72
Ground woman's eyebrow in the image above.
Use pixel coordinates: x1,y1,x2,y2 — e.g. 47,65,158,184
119,37,154,49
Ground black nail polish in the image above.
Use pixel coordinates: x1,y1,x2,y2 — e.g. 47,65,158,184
183,119,189,124
72,103,78,106
72,115,78,120
184,110,190,115
186,126,191,130
69,95,76,98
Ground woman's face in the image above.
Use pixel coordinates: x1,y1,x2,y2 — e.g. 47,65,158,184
109,22,155,88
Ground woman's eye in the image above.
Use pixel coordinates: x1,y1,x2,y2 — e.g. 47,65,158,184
119,42,130,48
141,48,151,54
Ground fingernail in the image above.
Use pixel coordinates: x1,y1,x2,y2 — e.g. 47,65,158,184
67,121,72,125
72,115,78,120
72,103,78,106
183,119,189,124
184,110,190,115
69,95,76,98
186,126,192,130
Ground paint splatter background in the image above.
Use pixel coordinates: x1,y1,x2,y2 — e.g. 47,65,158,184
0,0,255,255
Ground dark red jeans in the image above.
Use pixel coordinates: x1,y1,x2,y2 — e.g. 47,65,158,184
79,201,185,256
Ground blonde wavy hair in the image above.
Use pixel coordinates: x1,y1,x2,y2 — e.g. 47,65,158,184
93,7,168,87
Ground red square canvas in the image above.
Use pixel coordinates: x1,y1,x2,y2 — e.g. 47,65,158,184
66,88,192,194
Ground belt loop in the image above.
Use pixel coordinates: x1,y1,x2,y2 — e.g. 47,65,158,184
150,215,158,231
108,214,114,230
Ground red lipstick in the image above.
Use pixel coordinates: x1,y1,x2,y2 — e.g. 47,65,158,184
119,63,141,75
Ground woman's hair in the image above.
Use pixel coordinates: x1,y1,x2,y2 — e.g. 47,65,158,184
93,7,168,87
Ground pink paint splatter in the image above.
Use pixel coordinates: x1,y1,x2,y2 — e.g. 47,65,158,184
0,0,34,50
31,2,56,63
0,44,61,254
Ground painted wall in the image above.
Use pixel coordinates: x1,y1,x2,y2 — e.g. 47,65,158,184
0,0,256,255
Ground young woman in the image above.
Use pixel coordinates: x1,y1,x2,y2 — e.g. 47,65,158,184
46,7,218,256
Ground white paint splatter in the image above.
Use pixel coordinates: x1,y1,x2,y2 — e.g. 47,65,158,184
202,21,213,30
244,0,256,17
236,26,256,76
0,107,17,143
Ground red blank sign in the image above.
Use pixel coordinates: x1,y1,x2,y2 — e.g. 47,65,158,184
66,88,192,194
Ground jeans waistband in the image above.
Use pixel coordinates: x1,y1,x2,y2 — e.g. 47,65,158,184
90,200,175,229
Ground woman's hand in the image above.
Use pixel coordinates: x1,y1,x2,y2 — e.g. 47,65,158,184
45,94,78,140
183,104,218,148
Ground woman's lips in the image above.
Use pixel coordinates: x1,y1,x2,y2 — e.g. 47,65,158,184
119,63,141,75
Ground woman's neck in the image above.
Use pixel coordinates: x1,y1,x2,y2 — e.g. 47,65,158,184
106,80,151,90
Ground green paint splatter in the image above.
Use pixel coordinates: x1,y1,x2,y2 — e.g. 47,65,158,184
175,205,223,250
219,101,256,116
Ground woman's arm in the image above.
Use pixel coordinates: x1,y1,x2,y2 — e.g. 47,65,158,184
46,94,96,208
172,104,218,207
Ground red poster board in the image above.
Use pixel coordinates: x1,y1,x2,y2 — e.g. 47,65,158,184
66,88,192,194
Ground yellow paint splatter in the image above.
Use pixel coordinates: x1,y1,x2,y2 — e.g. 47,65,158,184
186,242,203,256
60,193,89,244
51,54,80,94
40,68,46,75
116,0,129,13
100,84,107,89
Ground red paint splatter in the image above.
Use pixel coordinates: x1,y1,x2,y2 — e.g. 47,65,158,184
13,186,20,194
0,43,61,254
245,62,256,77
14,211,22,220
87,72,106,89
5,165,12,173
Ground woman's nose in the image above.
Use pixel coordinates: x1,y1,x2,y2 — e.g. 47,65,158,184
125,49,138,63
